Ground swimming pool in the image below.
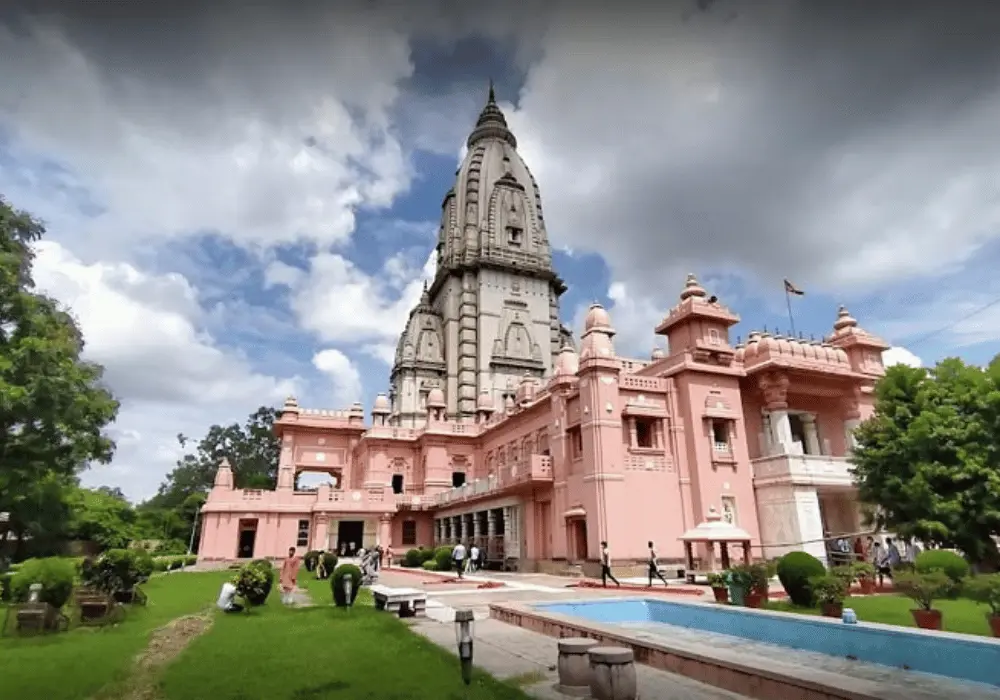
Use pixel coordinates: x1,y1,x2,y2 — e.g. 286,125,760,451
535,598,1000,688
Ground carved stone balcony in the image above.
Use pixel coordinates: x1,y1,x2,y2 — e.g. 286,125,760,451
434,455,553,507
751,453,855,489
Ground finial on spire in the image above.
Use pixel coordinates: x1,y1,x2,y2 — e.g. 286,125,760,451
488,78,496,104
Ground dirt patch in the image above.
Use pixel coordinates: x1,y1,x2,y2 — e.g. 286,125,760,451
96,612,213,700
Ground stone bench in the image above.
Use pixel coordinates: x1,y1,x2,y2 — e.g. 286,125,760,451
370,585,427,618
556,637,598,696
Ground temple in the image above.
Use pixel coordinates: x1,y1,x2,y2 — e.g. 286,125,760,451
197,87,890,574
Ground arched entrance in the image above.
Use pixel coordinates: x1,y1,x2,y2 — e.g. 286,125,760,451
564,506,588,563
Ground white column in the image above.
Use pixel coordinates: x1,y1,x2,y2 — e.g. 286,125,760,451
794,487,828,566
770,410,794,454
844,419,861,453
801,414,821,455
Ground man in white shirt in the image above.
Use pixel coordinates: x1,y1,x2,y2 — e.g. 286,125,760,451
468,545,480,574
452,542,467,578
216,581,243,613
647,541,669,587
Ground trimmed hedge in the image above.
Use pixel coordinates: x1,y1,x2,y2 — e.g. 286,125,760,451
915,549,969,586
332,564,362,607
434,546,455,573
776,551,826,606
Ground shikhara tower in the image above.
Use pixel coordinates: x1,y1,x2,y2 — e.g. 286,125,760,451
389,85,573,427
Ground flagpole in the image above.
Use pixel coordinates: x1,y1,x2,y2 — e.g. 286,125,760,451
785,286,796,337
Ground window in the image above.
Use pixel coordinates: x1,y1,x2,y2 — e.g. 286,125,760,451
391,474,404,494
634,418,656,449
507,226,523,246
296,519,310,548
567,426,583,460
402,520,417,546
452,471,466,488
711,420,730,451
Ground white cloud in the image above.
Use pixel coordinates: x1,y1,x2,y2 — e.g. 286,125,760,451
882,346,924,369
30,240,300,500
285,249,436,363
312,349,363,406
507,3,1000,301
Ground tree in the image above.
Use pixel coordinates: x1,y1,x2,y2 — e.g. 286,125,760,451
0,195,120,556
66,486,137,549
851,358,1000,570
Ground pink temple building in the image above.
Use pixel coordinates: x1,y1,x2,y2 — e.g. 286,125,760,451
197,88,890,575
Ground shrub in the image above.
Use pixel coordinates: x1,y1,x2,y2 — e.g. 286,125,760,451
915,549,970,586
434,546,455,573
706,572,727,588
332,563,362,606
809,574,849,605
185,554,197,566
303,550,321,572
851,561,876,581
421,560,438,571
403,548,423,568
80,549,149,593
320,552,338,575
895,570,955,611
776,551,826,606
153,539,188,555
829,565,856,587
747,563,771,593
233,559,274,606
964,574,1000,617
0,572,11,602
420,547,436,563
10,557,76,608
724,565,752,590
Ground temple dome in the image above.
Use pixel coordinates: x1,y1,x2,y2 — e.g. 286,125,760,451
583,302,614,335
393,284,445,370
426,387,446,408
372,393,391,414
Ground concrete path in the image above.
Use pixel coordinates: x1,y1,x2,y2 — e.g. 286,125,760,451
410,614,750,699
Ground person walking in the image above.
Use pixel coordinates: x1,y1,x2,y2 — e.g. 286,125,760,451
468,544,480,574
279,546,302,606
600,541,620,587
647,541,669,587
452,541,467,579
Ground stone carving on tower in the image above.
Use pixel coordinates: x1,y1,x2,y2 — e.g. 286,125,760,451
389,83,570,426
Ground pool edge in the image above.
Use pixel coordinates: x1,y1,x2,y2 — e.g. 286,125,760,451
489,599,922,700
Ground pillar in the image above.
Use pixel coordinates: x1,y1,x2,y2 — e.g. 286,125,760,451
770,410,793,453
473,511,482,539
312,515,329,552
628,417,637,448
801,414,821,455
844,418,861,452
378,514,392,549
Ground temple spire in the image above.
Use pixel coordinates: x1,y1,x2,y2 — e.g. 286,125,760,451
488,78,496,104
467,79,517,149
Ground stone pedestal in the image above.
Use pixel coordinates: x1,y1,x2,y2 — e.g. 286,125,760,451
556,637,598,696
588,646,637,700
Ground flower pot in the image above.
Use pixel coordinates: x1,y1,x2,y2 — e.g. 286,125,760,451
910,609,942,630
859,578,875,595
753,585,769,600
745,591,763,608
821,602,843,619
712,586,729,604
988,615,1000,638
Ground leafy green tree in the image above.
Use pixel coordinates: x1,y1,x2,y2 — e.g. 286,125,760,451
66,486,137,549
852,358,1000,570
0,195,120,556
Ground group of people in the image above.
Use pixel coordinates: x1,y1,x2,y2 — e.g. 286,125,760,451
449,542,486,577
847,535,921,586
599,541,670,588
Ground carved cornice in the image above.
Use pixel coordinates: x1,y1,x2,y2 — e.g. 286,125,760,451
758,371,790,410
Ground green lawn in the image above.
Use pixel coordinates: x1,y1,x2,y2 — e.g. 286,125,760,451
766,594,994,636
0,570,231,700
159,577,529,700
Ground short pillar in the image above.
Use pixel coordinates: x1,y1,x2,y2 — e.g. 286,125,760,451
556,637,598,696
588,646,637,700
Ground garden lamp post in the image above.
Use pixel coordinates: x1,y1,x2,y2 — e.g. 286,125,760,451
186,505,202,559
343,575,353,610
454,609,475,688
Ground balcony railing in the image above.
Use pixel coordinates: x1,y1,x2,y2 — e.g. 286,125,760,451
751,453,854,487
435,455,553,506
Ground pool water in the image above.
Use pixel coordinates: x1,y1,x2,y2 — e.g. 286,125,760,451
536,598,1000,688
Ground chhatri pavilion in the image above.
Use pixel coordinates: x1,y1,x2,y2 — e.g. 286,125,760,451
196,88,889,575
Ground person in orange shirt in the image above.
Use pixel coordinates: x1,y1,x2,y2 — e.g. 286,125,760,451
279,546,302,605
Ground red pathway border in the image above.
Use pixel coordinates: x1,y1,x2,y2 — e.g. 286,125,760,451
568,580,705,596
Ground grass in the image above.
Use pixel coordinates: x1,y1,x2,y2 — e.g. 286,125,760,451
159,586,530,700
0,570,230,700
766,594,995,636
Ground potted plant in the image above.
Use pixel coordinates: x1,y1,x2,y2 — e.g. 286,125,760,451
810,573,849,618
894,570,954,630
745,563,770,608
707,572,729,604
852,561,876,595
963,574,1000,637
725,565,752,607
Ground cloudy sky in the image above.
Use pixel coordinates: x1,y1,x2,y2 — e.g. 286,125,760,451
2,0,998,500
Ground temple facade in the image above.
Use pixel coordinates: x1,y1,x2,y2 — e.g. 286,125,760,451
197,89,890,574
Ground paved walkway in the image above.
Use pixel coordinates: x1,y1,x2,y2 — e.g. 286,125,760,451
410,614,750,699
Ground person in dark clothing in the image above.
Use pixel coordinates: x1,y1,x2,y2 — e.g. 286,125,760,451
600,541,620,587
647,541,669,587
